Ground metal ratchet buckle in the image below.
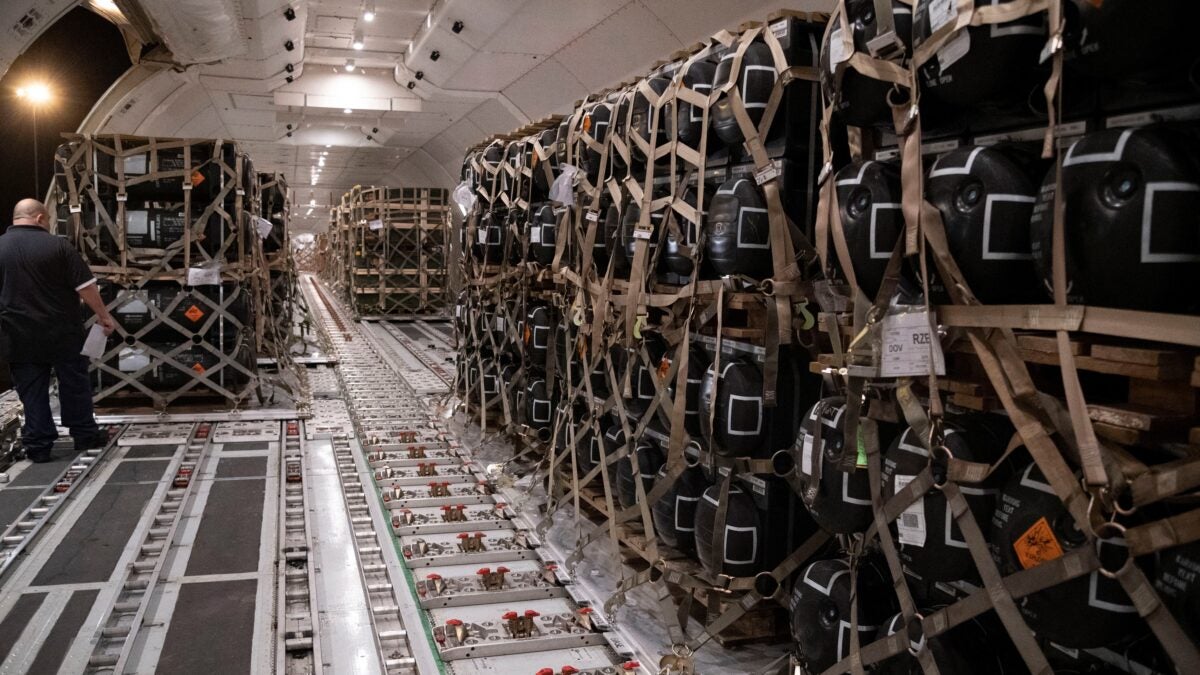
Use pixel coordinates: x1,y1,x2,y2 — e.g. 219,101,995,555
713,573,735,593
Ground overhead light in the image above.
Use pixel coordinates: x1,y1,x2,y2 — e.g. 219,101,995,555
344,59,356,72
318,158,325,166
306,208,314,216
352,28,364,50
344,108,353,114
325,144,332,148
363,2,376,22
426,13,432,28
94,0,119,11
16,82,52,105
309,199,316,206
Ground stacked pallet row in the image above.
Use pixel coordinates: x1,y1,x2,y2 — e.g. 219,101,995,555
256,172,298,358
323,186,451,319
455,3,1200,672
52,135,265,409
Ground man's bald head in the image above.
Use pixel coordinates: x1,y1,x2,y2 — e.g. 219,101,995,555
13,199,49,229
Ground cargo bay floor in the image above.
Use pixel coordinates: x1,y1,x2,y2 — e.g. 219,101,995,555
0,274,783,674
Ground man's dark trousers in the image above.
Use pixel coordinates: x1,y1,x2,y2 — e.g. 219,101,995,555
10,353,99,460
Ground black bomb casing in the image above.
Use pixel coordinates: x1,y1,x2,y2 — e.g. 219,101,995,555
629,76,671,164
523,304,552,368
624,333,669,420
788,557,897,673
990,462,1142,648
89,142,240,204
660,186,707,280
603,198,629,277
881,415,1014,582
793,397,884,534
528,203,558,266
873,611,1008,675
668,344,709,438
652,463,711,557
1063,0,1200,83
554,118,572,167
1154,540,1200,642
694,484,763,578
700,358,767,457
581,102,613,185
674,60,717,150
820,0,914,128
711,41,777,149
101,281,249,342
1030,126,1200,313
926,145,1045,304
704,177,772,278
524,375,556,435
833,159,907,298
600,416,627,486
912,0,1045,111
504,207,526,265
531,127,559,199
616,438,665,509
472,209,504,264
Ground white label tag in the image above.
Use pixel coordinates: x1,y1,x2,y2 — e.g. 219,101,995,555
929,0,957,31
880,311,946,377
530,226,542,244
894,474,927,547
369,219,384,231
494,317,505,331
122,154,148,176
633,227,652,240
828,27,851,65
117,298,148,314
187,265,222,286
755,163,780,185
118,347,150,372
770,18,789,40
586,210,600,222
801,434,815,476
937,28,970,71
254,216,274,239
477,227,488,244
126,210,149,236
81,324,108,359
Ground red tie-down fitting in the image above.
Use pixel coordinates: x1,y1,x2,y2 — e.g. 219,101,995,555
399,508,415,525
477,565,509,590
429,481,451,497
391,514,401,530
444,618,466,644
561,667,581,675
575,606,596,630
418,462,438,477
622,661,641,671
494,502,508,517
374,465,393,480
286,421,300,436
475,480,493,495
285,459,302,483
457,531,486,552
421,573,444,597
536,669,554,675
173,465,194,488
442,504,466,522
408,445,427,459
502,609,539,638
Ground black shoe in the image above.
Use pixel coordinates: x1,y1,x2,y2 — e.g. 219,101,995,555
25,448,53,463
74,430,109,452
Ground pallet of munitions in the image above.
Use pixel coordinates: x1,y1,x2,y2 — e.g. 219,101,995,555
331,185,451,319
52,135,263,409
455,3,1200,671
256,172,299,358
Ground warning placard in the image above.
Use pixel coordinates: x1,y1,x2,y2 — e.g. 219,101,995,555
184,305,205,323
1014,516,1064,570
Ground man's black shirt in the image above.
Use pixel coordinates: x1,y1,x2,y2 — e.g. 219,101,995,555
0,225,95,363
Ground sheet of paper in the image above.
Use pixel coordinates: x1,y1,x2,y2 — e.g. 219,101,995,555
81,324,108,359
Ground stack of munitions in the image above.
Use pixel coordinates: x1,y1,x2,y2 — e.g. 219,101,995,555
294,234,327,276
52,135,261,409
455,3,1200,669
346,186,450,318
256,172,297,357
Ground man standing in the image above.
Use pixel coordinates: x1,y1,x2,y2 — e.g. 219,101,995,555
0,199,117,462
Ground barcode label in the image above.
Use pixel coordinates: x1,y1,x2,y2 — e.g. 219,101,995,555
894,474,927,547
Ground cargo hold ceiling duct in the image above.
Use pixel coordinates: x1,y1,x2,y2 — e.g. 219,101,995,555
133,0,247,64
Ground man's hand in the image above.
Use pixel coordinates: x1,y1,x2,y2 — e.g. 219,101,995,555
98,315,117,336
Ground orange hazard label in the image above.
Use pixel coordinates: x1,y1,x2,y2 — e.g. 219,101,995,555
191,363,206,374
657,356,670,380
524,325,532,344
1014,516,1064,570
583,116,592,133
191,170,206,187
184,305,205,323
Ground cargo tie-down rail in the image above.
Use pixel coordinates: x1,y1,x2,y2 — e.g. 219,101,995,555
301,273,648,675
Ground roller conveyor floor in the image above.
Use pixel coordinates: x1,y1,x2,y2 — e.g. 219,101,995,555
0,275,675,675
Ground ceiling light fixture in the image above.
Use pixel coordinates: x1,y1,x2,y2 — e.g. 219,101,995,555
344,108,353,114
352,28,364,50
344,59,356,72
363,2,376,22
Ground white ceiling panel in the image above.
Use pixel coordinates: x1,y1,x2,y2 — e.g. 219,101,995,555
555,2,682,91
440,50,540,92
481,0,631,56
502,56,587,120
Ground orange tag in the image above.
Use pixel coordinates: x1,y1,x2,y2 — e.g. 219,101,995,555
656,356,671,380
191,363,207,374
184,305,205,323
524,325,532,344
191,170,206,187
583,116,592,133
1014,516,1063,570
